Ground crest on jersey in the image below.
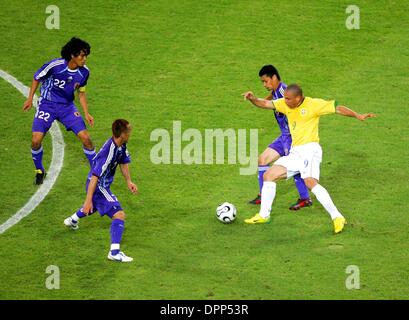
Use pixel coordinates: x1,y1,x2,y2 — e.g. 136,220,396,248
67,76,73,83
301,109,307,116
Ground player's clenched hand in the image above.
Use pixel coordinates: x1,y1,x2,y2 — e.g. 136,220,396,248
82,200,93,215
357,113,376,121
23,98,33,111
242,91,256,101
127,182,138,194
85,113,94,127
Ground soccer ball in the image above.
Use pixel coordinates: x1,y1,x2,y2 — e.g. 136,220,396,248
216,202,237,224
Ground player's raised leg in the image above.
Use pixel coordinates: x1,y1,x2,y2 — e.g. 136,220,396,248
304,177,346,234
249,147,280,205
58,103,96,166
107,210,133,262
77,129,96,165
245,164,287,224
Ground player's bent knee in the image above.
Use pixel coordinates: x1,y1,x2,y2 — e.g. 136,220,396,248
83,139,94,150
78,131,93,149
264,165,287,182
31,141,42,150
304,178,318,190
31,134,44,149
258,156,265,166
258,157,269,166
263,170,279,182
112,210,126,221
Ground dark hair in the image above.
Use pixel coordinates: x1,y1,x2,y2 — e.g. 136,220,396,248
258,64,281,81
61,37,91,61
112,119,130,138
285,84,303,97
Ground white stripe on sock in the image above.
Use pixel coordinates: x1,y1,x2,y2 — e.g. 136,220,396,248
110,243,120,250
31,146,43,155
71,213,80,222
258,166,270,171
83,148,96,155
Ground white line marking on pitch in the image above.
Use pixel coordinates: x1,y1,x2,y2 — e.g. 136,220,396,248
0,69,65,234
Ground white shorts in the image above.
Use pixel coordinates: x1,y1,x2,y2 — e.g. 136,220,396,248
274,142,323,180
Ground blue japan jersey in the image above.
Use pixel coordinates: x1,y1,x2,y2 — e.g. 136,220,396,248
34,58,89,104
89,138,131,188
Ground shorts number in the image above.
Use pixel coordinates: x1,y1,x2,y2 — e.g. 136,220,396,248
54,79,66,89
37,111,50,122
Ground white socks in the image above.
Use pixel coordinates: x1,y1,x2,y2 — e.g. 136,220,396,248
311,184,343,220
259,181,276,218
259,181,343,221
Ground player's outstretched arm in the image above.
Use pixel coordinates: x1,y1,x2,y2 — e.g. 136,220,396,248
120,163,138,194
336,105,376,121
78,91,94,127
242,91,276,110
23,79,40,111
83,175,98,214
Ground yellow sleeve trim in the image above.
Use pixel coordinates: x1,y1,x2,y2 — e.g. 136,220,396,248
79,86,86,92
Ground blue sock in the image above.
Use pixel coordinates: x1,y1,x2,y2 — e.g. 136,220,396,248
76,208,87,219
71,208,87,222
110,219,125,255
258,166,269,194
294,174,310,200
83,147,96,166
31,146,44,172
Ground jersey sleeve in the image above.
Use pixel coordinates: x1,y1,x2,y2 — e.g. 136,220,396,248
272,98,287,114
120,148,131,164
34,60,61,81
313,99,336,116
79,73,89,90
78,66,90,91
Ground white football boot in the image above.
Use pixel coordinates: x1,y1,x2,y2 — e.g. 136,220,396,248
64,217,79,230
107,251,133,262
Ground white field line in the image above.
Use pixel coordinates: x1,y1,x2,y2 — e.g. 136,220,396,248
0,69,65,234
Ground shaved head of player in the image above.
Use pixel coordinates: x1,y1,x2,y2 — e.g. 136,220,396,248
283,84,305,108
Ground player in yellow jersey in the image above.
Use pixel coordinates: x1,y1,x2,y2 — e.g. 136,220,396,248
242,84,376,234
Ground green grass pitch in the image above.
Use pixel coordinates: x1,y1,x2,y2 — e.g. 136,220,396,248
0,0,409,299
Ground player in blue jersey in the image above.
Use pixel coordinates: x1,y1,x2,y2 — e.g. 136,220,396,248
248,65,312,210
64,119,138,262
23,37,96,185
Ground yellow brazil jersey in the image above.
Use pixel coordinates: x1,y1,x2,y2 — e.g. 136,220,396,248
273,97,336,146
